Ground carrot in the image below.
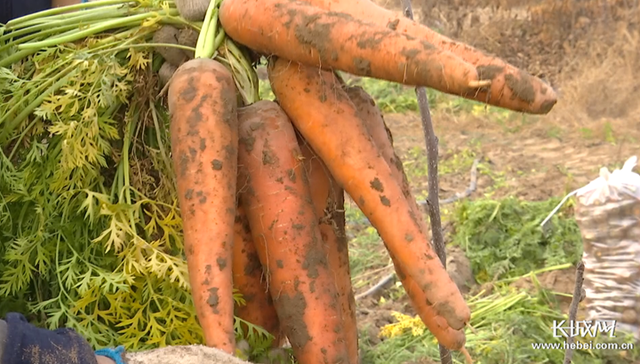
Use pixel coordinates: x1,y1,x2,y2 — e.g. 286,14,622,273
236,100,351,364
168,58,239,352
232,204,284,346
344,86,421,221
345,85,468,353
268,58,470,330
302,0,557,114
394,254,468,350
219,0,482,96
297,135,359,364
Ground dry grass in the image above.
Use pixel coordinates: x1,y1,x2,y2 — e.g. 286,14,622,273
534,0,640,133
413,0,640,134
555,27,640,127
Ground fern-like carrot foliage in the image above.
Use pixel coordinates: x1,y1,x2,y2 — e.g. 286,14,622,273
0,0,265,353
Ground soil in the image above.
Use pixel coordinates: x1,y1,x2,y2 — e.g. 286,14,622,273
403,360,438,364
385,111,640,203
510,267,580,314
357,296,414,346
355,247,474,347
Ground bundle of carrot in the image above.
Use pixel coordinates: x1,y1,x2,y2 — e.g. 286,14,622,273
1,0,557,362
169,0,558,361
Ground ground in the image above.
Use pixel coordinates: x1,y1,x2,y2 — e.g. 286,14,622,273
342,0,640,363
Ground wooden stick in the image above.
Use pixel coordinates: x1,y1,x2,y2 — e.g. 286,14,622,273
418,157,480,206
563,261,585,364
399,1,452,363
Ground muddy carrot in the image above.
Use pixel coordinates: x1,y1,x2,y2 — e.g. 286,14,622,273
236,100,351,364
301,0,557,114
168,58,238,353
297,135,359,364
268,58,470,330
345,85,468,353
345,85,423,226
232,204,284,346
219,0,481,96
391,254,467,350
392,253,474,364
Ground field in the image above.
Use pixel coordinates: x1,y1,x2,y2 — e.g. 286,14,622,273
330,0,640,363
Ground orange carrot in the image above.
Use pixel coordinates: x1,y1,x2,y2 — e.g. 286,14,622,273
168,58,238,353
345,86,467,352
232,204,284,346
303,0,557,114
345,86,421,221
236,100,351,364
297,135,359,364
393,254,467,350
219,0,481,96
268,58,470,330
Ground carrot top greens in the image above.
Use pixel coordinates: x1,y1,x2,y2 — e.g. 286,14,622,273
0,0,266,354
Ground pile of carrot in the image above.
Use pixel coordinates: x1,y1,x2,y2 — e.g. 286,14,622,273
165,0,558,362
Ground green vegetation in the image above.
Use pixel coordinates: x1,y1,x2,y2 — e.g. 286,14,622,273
366,273,640,364
452,197,582,283
0,40,194,350
352,192,636,364
0,0,268,356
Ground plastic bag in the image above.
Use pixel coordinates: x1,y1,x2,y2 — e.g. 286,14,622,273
573,156,640,337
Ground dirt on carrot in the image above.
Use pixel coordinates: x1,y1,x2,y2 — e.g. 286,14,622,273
344,85,469,352
268,58,470,331
236,100,351,364
300,0,558,114
219,0,481,96
168,58,239,353
297,134,359,364
232,205,283,345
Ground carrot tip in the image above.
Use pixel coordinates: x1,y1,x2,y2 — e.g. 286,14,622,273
468,80,492,88
461,347,474,364
465,321,479,335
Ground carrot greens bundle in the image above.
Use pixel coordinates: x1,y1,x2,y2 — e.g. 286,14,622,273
0,0,267,355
